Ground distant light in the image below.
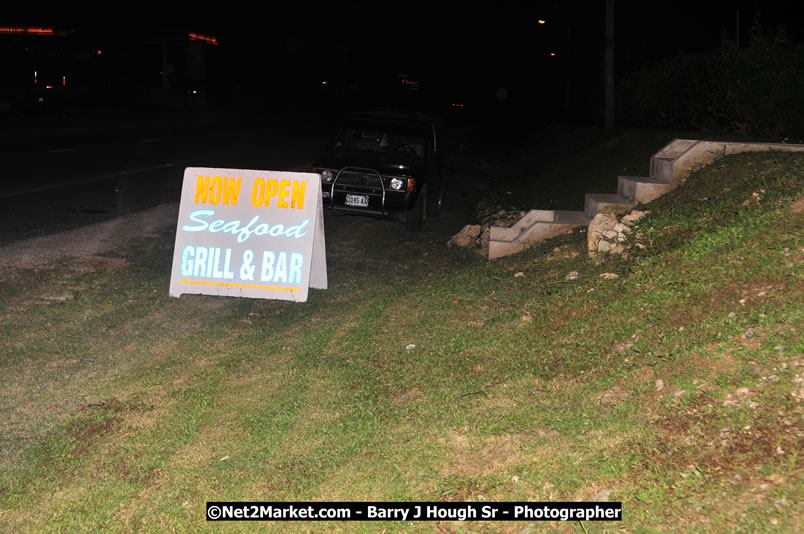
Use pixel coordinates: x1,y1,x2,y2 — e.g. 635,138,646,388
34,71,37,84
63,75,66,86
96,49,102,55
0,27,63,35
538,20,546,24
188,32,218,45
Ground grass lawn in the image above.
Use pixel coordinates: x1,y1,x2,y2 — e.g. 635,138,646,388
1,133,802,532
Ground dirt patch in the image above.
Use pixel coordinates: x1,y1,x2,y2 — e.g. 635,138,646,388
636,366,655,381
635,350,738,421
62,398,156,460
112,460,158,484
390,386,423,407
70,255,129,273
65,416,122,460
441,432,528,478
692,349,739,379
597,385,629,406
574,481,618,502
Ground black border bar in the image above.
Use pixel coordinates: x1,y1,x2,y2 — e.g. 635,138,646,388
206,501,622,522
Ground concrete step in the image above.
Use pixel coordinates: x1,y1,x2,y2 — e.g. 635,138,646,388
617,175,676,204
488,209,589,259
649,156,676,182
584,193,636,219
485,138,804,260
649,140,701,184
656,138,699,158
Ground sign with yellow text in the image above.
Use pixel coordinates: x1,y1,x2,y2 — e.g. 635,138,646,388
169,168,327,301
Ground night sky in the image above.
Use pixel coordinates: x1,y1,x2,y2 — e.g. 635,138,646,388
165,1,804,109
5,1,804,124
200,1,804,72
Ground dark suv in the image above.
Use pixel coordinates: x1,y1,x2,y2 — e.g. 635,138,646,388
312,112,448,231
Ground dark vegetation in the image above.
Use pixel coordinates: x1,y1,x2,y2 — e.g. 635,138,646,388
620,23,804,140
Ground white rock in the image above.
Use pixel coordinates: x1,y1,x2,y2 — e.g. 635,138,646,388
587,213,619,255
448,224,482,248
592,489,612,501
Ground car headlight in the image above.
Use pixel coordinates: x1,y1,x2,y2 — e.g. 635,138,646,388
320,169,334,183
390,177,404,190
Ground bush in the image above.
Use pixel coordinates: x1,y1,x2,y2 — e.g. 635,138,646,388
715,29,804,139
620,23,804,139
619,52,719,130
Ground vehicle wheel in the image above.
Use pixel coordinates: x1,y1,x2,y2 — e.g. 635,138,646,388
405,185,426,232
427,182,446,218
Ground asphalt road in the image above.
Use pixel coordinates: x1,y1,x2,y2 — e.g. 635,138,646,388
0,114,335,245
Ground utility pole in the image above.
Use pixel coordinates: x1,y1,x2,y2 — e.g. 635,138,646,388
563,1,574,115
604,0,615,132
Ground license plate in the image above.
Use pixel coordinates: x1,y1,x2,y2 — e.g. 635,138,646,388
345,194,369,208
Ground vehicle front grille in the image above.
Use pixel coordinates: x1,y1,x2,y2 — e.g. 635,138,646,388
336,170,382,189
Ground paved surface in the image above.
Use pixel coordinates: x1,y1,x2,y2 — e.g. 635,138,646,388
0,203,179,282
0,108,334,244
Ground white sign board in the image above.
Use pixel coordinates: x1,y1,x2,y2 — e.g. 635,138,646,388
169,167,327,302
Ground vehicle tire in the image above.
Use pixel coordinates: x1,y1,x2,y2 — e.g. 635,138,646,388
405,185,426,232
427,181,446,218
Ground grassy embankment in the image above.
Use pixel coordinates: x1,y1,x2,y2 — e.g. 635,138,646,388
0,139,802,532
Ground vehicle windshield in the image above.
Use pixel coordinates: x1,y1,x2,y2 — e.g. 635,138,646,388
333,120,429,159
